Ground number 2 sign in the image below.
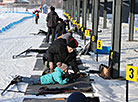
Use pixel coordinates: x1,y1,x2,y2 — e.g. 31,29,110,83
126,65,137,82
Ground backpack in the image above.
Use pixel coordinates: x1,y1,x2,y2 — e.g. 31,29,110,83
47,12,58,27
99,64,110,79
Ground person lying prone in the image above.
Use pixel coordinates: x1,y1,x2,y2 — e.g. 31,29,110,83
14,62,69,85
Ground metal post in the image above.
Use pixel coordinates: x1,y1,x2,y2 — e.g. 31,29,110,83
87,0,90,20
77,0,80,33
103,0,107,28
90,0,95,52
81,0,85,39
82,0,84,28
126,80,128,102
68,0,71,16
68,0,71,15
65,0,67,11
122,1,129,23
73,0,76,19
91,0,100,53
71,0,73,17
77,0,80,23
72,0,74,18
62,0,66,10
91,0,94,30
129,0,135,41
109,0,122,79
66,0,69,13
84,0,87,45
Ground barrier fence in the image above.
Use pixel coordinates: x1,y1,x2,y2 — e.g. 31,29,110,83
0,11,35,33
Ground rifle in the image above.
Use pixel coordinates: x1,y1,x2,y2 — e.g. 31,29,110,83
0,89,37,95
1,75,22,96
77,41,90,56
12,47,48,59
30,29,47,35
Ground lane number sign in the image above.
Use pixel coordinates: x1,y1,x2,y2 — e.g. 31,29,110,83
126,65,137,82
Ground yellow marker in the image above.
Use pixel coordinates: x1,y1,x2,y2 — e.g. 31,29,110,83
66,14,69,17
85,30,90,37
97,40,102,50
77,24,81,29
110,52,113,60
81,27,83,32
68,16,70,20
75,22,78,25
71,18,73,22
136,28,138,31
126,65,137,82
91,36,95,42
73,20,76,25
123,25,125,28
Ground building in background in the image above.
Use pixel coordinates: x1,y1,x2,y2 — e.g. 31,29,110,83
3,0,15,3
1,0,63,8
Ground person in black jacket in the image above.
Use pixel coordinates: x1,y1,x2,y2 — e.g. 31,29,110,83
55,18,66,39
64,20,70,30
43,37,79,75
46,6,59,43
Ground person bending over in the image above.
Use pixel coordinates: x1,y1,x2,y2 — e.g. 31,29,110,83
43,37,79,75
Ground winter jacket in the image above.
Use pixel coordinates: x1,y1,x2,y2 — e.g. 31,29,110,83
46,11,59,28
55,22,66,37
47,38,68,68
61,33,72,44
40,66,69,85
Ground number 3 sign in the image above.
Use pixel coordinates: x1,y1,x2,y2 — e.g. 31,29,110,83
126,65,137,82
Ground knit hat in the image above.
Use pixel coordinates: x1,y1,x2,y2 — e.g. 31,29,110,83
57,62,68,71
50,6,55,11
67,92,87,102
67,37,78,48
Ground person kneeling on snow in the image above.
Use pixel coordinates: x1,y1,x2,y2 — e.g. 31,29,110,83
14,62,69,85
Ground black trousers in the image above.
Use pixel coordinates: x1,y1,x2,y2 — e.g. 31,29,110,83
35,16,39,24
64,51,79,73
46,27,56,43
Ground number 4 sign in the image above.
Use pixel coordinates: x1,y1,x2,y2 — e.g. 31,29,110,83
126,65,137,82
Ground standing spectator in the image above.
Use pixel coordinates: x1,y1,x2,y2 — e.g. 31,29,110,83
40,5,42,13
43,4,48,14
64,20,70,30
46,6,59,44
55,18,66,39
33,9,40,24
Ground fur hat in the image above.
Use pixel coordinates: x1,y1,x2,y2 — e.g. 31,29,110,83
57,62,68,71
67,37,78,48
67,92,87,102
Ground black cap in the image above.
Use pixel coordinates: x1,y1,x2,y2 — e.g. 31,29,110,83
67,37,78,48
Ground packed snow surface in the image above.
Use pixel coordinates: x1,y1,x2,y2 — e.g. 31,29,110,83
0,6,138,102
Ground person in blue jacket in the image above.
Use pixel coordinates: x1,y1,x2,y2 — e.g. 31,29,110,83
14,62,69,85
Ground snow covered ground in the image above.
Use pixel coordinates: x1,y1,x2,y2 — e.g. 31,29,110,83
0,5,138,102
